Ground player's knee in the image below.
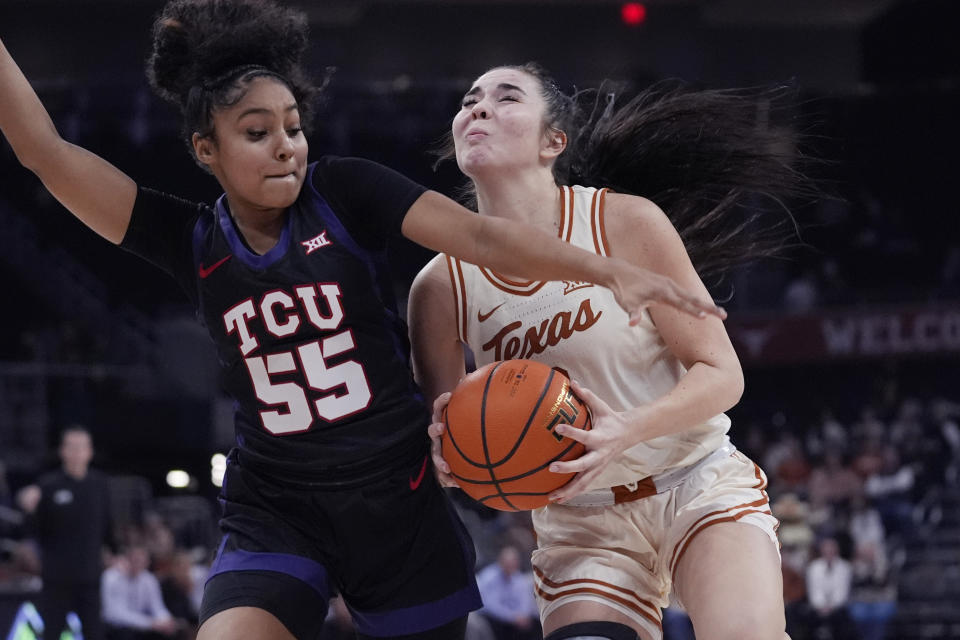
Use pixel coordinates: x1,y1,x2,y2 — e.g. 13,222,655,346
544,620,640,640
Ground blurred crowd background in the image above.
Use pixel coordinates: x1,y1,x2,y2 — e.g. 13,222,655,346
1,0,958,639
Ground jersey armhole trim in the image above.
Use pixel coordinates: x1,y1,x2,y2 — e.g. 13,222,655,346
561,185,575,243
591,187,610,257
445,255,468,344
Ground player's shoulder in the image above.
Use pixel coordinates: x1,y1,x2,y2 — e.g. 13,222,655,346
308,155,398,200
594,190,687,269
567,183,668,235
409,255,459,329
304,155,338,190
411,254,454,298
602,190,681,245
308,154,339,174
601,191,672,234
309,154,387,180
136,185,208,212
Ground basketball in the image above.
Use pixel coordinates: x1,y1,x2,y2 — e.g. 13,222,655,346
441,359,592,511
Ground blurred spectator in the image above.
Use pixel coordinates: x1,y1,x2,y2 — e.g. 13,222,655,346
806,537,854,640
465,611,496,640
889,398,924,451
475,546,540,640
741,422,769,461
940,244,960,297
851,407,886,448
0,459,36,586
847,541,898,640
662,603,694,640
805,409,849,459
851,437,886,480
770,435,812,495
499,513,537,563
0,459,22,539
932,398,960,486
0,460,10,508
848,495,886,556
17,425,115,640
158,551,200,638
773,493,815,572
815,259,849,308
762,432,794,479
807,451,863,511
782,562,810,640
783,268,821,312
142,512,177,576
102,545,181,640
864,446,915,538
319,595,354,640
911,400,955,492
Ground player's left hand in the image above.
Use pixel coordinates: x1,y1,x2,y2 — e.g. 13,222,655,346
428,392,460,488
547,380,641,503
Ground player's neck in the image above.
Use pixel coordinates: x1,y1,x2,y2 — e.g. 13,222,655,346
474,170,560,232
227,199,287,256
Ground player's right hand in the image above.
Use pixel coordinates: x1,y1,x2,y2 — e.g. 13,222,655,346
429,392,460,488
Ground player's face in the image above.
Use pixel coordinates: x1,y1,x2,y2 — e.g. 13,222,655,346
452,68,553,179
202,77,308,214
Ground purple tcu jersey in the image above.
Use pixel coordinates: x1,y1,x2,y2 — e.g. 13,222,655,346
123,158,431,483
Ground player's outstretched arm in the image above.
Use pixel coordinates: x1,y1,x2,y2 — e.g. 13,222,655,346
400,190,726,325
0,38,136,244
408,255,464,488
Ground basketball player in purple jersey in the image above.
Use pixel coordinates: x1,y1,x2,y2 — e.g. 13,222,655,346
0,2,725,638
414,64,814,640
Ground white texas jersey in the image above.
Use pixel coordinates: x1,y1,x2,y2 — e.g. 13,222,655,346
445,185,730,490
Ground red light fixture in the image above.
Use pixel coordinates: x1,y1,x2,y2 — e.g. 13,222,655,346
621,2,647,26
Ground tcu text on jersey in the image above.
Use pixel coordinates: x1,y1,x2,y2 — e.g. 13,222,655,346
222,283,372,435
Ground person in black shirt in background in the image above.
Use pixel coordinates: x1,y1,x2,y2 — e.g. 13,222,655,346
18,426,115,640
0,1,725,638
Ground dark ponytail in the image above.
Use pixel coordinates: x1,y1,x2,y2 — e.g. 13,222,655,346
567,80,816,281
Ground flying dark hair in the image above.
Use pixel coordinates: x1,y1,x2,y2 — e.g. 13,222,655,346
146,0,317,167
438,62,820,282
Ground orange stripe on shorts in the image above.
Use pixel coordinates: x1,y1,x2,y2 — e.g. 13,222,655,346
533,566,661,627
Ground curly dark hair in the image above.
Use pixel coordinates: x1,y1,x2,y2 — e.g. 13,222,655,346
146,0,317,167
437,63,821,283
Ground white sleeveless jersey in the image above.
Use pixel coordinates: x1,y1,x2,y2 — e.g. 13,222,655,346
445,185,730,489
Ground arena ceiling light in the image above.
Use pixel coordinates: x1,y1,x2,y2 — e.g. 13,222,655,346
166,469,192,489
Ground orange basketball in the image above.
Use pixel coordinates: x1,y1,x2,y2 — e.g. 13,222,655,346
441,359,592,511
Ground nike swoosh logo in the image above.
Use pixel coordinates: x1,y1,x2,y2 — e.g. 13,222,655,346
198,255,232,279
477,302,505,323
409,455,428,491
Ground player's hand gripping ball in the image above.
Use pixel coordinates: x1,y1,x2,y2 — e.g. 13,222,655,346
441,359,592,511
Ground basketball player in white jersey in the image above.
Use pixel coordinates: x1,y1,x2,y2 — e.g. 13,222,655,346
410,64,809,640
